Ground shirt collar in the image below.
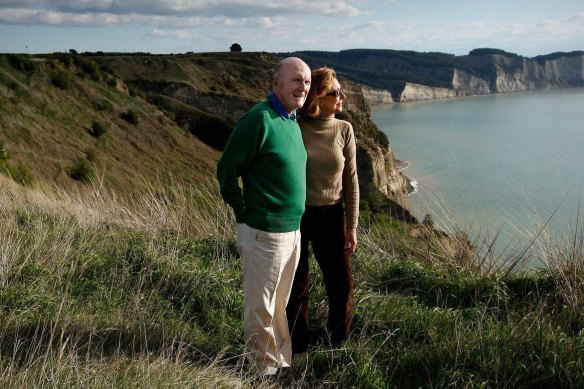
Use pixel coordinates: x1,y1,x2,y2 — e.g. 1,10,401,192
268,92,297,121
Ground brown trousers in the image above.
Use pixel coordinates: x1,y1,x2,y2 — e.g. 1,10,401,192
286,203,354,353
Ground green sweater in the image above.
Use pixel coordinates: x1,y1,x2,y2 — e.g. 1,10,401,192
217,100,307,233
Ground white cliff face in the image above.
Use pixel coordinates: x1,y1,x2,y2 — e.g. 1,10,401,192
452,69,491,95
544,56,584,86
361,54,583,106
399,83,458,102
361,86,394,105
493,54,584,92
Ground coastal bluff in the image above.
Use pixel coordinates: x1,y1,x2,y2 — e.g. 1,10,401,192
90,52,413,218
287,49,584,104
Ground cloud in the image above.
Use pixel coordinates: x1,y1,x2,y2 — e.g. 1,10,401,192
0,0,364,27
350,20,384,31
0,8,207,27
148,28,192,40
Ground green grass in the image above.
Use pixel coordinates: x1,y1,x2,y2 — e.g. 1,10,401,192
1,173,584,388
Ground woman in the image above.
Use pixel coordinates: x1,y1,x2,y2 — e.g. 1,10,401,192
286,67,359,354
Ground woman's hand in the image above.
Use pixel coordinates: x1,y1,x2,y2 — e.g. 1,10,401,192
344,227,357,255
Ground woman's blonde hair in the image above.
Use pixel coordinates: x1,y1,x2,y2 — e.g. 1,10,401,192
299,67,337,118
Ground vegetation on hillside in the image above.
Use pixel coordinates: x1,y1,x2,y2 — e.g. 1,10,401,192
0,53,218,195
279,49,484,92
531,50,584,64
468,48,522,58
1,172,584,388
2,50,584,387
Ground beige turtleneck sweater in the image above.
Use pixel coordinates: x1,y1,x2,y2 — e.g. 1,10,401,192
299,116,359,228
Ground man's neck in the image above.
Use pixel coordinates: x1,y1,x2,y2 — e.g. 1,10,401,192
268,92,295,120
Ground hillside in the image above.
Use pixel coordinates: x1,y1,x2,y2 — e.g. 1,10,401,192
2,154,584,388
2,51,584,388
91,52,275,151
283,49,584,102
89,52,414,220
0,53,219,195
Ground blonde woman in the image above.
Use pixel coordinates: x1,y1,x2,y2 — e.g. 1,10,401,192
286,67,359,354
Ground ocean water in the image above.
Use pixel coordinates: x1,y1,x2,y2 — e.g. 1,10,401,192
371,88,584,261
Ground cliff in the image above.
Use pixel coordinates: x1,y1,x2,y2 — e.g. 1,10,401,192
90,52,414,220
457,52,584,93
340,83,412,219
287,49,584,105
367,54,583,105
361,86,394,104
399,82,458,102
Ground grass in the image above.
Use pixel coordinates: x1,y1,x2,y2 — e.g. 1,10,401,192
1,172,584,388
1,52,584,387
0,54,220,197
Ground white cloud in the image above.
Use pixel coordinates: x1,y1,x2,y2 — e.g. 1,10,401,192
0,0,364,26
0,7,230,27
351,20,384,31
148,28,192,40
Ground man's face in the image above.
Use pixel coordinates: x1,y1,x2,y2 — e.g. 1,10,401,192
272,60,311,113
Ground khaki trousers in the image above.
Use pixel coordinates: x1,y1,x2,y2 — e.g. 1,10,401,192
236,223,301,376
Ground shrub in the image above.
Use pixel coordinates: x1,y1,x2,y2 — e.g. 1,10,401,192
92,99,114,112
74,56,101,80
69,159,94,183
423,213,435,227
7,54,37,74
90,120,106,138
0,143,35,186
121,109,139,125
106,77,118,88
4,162,34,186
51,72,70,90
51,52,73,68
128,87,138,97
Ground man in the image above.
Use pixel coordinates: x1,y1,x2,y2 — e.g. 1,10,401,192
217,57,311,376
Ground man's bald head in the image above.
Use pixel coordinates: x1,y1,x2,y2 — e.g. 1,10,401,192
272,57,311,113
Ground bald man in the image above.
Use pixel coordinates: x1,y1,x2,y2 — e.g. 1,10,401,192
217,57,311,376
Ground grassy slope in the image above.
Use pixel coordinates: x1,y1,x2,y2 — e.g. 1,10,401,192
2,53,584,388
93,52,276,101
0,54,219,195
1,171,584,388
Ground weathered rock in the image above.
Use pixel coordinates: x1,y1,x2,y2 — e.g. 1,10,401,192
452,69,491,95
360,53,584,106
399,82,458,102
341,83,413,220
361,86,394,104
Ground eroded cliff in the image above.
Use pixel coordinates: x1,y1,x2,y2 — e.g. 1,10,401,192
302,50,583,106
93,53,415,221
341,83,413,220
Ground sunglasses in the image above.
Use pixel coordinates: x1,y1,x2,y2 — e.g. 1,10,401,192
325,88,344,97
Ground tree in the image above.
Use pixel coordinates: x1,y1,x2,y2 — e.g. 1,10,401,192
230,43,242,52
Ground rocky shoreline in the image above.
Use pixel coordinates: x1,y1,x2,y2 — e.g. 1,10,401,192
395,159,417,194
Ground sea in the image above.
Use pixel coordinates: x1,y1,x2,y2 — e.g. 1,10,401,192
371,88,584,265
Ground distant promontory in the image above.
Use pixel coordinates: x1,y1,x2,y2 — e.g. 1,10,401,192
281,48,584,104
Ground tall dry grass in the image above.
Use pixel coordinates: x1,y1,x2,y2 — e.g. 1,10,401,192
2,171,584,387
0,173,277,388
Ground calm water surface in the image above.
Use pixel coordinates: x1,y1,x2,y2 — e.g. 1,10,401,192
372,88,584,261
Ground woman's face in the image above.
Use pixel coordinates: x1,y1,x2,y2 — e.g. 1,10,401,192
320,78,346,117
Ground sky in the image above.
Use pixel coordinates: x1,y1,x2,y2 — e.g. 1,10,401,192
0,1,582,57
